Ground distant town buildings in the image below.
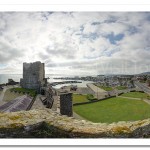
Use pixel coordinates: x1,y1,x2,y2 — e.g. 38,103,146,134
20,61,47,93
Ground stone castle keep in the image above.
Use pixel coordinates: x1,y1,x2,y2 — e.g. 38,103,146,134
20,61,46,93
20,61,73,117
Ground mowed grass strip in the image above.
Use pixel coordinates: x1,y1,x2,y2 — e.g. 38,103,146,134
120,91,148,99
73,97,150,123
73,94,89,104
98,86,113,91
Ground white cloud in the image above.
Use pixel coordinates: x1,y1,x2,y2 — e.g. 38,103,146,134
0,12,150,75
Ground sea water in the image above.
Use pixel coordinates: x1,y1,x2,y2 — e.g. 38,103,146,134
0,74,93,88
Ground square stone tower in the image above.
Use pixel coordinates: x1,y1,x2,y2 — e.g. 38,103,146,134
20,61,46,93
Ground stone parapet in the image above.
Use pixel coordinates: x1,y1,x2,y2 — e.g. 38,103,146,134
0,109,150,138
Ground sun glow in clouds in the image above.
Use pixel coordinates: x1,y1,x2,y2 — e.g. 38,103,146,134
0,12,150,75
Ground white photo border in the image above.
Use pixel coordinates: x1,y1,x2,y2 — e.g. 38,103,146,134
0,0,150,146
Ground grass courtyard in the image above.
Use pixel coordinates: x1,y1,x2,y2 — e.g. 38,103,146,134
120,91,149,99
73,94,90,104
97,85,127,91
73,97,150,123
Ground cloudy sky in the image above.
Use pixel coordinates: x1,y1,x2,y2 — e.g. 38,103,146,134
0,12,150,76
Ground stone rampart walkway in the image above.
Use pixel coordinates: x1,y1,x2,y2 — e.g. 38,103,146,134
51,95,58,111
31,95,46,110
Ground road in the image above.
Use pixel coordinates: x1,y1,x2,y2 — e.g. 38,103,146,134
135,81,150,94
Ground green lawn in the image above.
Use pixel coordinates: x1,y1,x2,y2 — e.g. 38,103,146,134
120,91,148,99
73,97,150,123
97,86,113,91
73,94,89,104
116,86,127,90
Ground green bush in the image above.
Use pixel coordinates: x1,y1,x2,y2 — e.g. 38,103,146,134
147,96,150,100
116,86,127,90
86,94,97,101
98,86,113,91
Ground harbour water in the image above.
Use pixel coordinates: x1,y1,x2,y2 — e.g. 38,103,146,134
0,74,93,89
0,74,22,84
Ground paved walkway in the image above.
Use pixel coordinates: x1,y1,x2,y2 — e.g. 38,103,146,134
51,95,58,111
73,111,86,120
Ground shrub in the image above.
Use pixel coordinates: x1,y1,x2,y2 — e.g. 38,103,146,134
86,94,97,101
147,96,150,100
130,90,136,92
139,91,144,93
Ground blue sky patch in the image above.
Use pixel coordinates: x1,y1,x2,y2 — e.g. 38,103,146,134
80,25,84,32
106,33,124,44
0,64,7,68
128,26,138,34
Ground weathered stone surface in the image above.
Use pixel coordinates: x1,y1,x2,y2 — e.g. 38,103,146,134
60,93,73,117
0,109,150,138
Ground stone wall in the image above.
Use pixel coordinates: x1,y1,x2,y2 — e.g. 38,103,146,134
20,61,45,93
87,83,108,99
0,109,150,138
60,93,73,117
